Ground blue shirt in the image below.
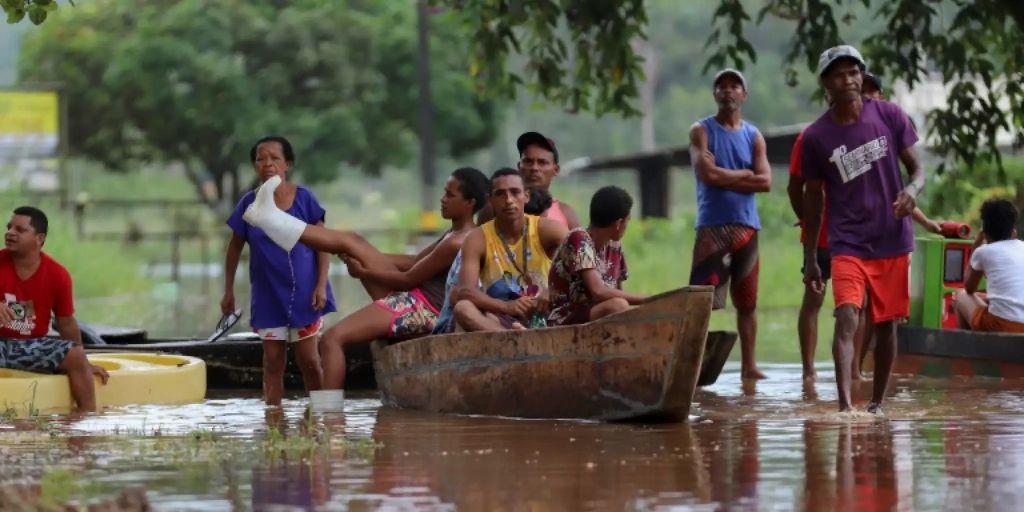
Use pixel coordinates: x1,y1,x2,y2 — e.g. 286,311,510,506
227,186,336,329
695,116,761,230
431,251,463,334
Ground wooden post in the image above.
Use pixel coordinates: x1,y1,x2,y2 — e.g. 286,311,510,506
74,200,85,239
200,234,209,295
638,162,670,218
171,232,180,284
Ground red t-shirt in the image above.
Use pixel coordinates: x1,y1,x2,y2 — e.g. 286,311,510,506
789,130,829,249
0,249,74,338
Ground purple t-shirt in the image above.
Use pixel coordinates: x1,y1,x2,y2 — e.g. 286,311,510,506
800,98,919,259
227,185,336,329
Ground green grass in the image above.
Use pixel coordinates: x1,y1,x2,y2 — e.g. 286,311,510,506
0,192,153,298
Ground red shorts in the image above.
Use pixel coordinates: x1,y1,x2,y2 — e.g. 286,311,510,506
832,254,910,323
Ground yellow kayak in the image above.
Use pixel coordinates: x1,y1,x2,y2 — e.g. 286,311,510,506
0,353,206,414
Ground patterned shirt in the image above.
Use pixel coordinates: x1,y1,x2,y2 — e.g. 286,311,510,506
546,229,628,326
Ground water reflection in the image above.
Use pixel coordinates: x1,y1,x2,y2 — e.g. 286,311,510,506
364,409,710,511
3,366,1024,511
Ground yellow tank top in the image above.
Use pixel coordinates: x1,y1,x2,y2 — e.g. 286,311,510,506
480,215,551,299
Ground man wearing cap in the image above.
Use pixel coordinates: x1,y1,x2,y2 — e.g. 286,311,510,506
688,68,772,381
800,45,926,413
788,71,940,382
476,132,581,229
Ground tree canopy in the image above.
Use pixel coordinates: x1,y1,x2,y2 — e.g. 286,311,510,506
440,0,1023,172
18,0,499,207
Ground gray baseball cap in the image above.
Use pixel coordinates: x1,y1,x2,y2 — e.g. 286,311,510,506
816,45,866,77
712,68,747,90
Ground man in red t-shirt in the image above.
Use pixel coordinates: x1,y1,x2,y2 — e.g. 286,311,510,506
1,206,107,412
787,129,832,380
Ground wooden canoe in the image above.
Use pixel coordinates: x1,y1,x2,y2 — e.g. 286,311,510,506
371,286,714,421
892,325,1024,379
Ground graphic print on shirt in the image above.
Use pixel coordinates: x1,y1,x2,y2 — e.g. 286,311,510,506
828,135,889,183
3,292,36,335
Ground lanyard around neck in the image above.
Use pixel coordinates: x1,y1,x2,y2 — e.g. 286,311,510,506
497,219,530,285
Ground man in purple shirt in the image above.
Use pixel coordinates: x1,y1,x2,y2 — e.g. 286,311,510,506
800,45,926,413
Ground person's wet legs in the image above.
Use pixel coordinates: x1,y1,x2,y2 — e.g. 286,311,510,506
798,282,826,380
320,303,393,389
868,320,897,412
738,309,766,379
293,335,323,393
262,340,287,406
58,345,96,412
832,304,859,411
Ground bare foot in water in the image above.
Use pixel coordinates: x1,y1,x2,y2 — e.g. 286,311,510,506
802,371,817,382
741,367,768,380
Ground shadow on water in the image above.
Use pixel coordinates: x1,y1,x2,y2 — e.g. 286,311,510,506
3,365,1024,510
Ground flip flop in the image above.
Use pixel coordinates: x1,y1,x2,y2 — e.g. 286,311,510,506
207,308,243,343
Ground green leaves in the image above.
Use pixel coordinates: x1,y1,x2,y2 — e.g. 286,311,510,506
18,0,500,205
708,0,1024,177
3,0,61,24
437,0,646,117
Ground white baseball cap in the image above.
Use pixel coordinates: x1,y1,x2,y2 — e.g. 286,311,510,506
816,45,866,77
712,68,747,90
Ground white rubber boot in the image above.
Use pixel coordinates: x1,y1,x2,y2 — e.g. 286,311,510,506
242,175,306,251
309,389,345,413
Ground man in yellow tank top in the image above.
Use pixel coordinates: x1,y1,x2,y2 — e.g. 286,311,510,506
454,168,569,331
476,132,581,229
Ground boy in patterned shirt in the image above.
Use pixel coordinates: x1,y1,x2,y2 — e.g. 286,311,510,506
546,186,646,326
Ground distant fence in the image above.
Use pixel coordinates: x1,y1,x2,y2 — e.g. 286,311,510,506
73,196,444,299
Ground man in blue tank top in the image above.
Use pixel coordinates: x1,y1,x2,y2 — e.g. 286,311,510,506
688,68,772,380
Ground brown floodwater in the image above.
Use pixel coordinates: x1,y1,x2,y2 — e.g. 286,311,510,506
2,363,1024,511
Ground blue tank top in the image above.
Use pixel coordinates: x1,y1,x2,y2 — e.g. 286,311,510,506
695,116,761,230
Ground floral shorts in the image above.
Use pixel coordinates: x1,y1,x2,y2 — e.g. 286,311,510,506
374,289,439,339
0,337,75,373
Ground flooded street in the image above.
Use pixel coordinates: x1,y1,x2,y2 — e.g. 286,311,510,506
3,363,1024,511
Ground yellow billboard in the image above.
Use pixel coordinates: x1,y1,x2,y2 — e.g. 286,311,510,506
0,90,61,191
0,91,58,135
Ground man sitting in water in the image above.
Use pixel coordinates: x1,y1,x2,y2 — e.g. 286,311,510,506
546,186,646,326
954,199,1024,333
0,206,108,413
453,168,568,331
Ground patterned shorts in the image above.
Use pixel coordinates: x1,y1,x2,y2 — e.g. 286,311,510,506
374,288,439,339
689,224,759,312
257,317,324,344
0,337,75,373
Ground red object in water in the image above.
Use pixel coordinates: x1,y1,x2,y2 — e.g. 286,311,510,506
940,221,971,239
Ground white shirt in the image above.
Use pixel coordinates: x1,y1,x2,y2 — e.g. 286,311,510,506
970,239,1024,323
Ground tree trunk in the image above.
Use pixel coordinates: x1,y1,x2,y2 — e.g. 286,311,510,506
180,159,217,211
